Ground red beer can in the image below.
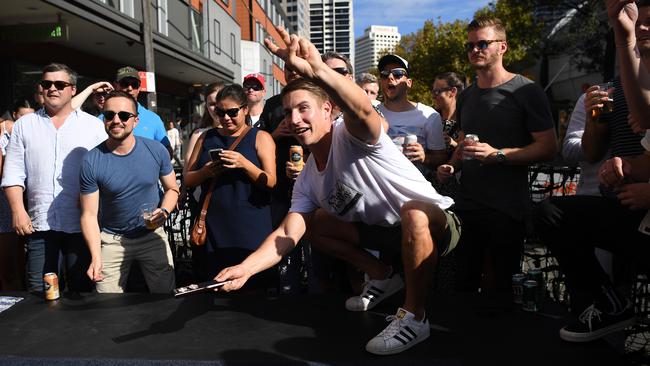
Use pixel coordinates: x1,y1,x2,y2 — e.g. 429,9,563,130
44,272,60,300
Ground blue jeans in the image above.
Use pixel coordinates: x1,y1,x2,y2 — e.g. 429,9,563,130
26,231,92,293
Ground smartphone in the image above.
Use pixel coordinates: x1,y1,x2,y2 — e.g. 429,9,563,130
208,148,223,162
173,279,232,297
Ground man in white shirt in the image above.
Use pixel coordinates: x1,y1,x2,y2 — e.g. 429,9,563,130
1,63,107,293
377,54,447,175
166,120,183,167
216,28,460,356
243,73,266,127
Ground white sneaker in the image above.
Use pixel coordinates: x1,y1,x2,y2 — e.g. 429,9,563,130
365,307,430,355
345,272,404,311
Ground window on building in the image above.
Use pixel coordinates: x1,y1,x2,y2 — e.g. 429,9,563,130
230,33,237,63
190,7,203,52
120,0,134,17
156,0,168,36
213,19,221,54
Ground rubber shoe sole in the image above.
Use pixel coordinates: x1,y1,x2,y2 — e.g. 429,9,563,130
559,316,636,342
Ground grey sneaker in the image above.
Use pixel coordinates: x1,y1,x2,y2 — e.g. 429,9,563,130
344,272,404,311
365,307,430,355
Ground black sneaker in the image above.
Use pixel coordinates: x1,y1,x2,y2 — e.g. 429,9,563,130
559,303,636,342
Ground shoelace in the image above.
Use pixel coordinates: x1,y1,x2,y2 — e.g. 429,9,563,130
578,304,602,330
380,314,404,339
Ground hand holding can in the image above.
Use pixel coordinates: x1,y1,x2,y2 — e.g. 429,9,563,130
462,134,479,160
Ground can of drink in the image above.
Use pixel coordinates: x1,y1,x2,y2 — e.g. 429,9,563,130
404,134,418,146
522,280,539,312
289,145,304,171
463,134,479,160
512,273,526,304
44,272,60,300
527,267,545,302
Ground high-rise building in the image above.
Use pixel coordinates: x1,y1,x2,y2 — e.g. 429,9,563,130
355,25,401,75
278,0,310,39
309,0,354,66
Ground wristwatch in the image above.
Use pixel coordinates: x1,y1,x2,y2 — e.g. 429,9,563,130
495,150,507,164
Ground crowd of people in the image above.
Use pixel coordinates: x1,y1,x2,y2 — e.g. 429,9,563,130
1,0,650,356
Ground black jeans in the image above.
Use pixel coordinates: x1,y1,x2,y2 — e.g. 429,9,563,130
534,195,650,313
454,208,525,292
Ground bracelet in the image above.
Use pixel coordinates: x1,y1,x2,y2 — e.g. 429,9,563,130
161,207,170,218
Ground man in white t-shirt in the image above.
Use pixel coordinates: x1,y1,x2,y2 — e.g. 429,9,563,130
216,28,460,356
377,54,447,175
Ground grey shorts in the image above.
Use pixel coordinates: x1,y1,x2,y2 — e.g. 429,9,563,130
355,210,461,257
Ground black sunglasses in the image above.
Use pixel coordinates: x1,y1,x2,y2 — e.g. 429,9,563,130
102,110,137,122
243,83,263,91
431,86,454,95
40,80,74,90
464,39,504,53
332,67,350,76
379,68,408,79
119,78,141,89
215,105,246,118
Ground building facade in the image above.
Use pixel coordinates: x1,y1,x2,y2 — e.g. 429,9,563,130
354,25,400,75
236,0,290,97
278,0,310,39
309,0,354,65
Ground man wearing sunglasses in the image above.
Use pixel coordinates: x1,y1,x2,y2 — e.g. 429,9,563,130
1,63,107,293
79,91,179,293
110,66,172,157
216,28,459,356
437,17,557,293
243,73,267,127
377,54,447,177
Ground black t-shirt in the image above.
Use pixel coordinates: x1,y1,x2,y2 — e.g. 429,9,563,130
456,74,555,220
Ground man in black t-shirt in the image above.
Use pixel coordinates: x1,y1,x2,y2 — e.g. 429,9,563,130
437,17,556,292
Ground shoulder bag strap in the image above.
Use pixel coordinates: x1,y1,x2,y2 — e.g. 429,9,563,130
199,126,252,213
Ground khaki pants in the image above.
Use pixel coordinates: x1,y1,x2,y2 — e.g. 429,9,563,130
98,227,175,293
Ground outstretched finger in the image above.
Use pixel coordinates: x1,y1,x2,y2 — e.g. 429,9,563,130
277,26,291,46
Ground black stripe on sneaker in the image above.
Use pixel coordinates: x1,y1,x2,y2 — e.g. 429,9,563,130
370,286,385,294
393,334,408,345
399,331,413,341
404,326,417,338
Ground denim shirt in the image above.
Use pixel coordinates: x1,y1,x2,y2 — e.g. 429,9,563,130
1,108,107,233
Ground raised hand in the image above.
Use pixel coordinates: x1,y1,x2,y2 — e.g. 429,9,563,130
605,0,638,45
264,26,324,79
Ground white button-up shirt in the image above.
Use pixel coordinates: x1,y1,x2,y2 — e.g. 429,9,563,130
1,108,107,233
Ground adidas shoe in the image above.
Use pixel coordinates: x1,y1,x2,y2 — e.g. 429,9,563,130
365,307,430,355
559,303,636,342
345,272,404,311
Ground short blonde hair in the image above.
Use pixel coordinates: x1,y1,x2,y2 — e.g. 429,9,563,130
467,17,507,40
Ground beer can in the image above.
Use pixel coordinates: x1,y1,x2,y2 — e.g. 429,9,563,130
289,145,304,171
522,280,539,312
463,134,479,160
512,273,526,304
404,134,418,145
527,267,545,302
44,272,60,300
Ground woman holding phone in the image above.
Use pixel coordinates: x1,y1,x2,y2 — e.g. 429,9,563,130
185,84,276,284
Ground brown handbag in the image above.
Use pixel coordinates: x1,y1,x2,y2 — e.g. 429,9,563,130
190,126,251,246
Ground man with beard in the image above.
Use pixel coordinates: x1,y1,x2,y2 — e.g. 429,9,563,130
377,54,447,176
437,17,556,292
79,91,179,293
243,73,267,127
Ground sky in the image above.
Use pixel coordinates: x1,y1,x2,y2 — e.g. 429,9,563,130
353,0,492,39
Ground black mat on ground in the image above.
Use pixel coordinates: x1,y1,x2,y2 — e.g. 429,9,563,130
0,291,634,365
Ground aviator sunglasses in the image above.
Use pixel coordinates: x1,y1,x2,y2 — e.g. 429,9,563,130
464,39,504,53
332,67,350,76
40,80,74,90
431,86,454,95
215,105,246,118
102,110,137,122
379,68,408,79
